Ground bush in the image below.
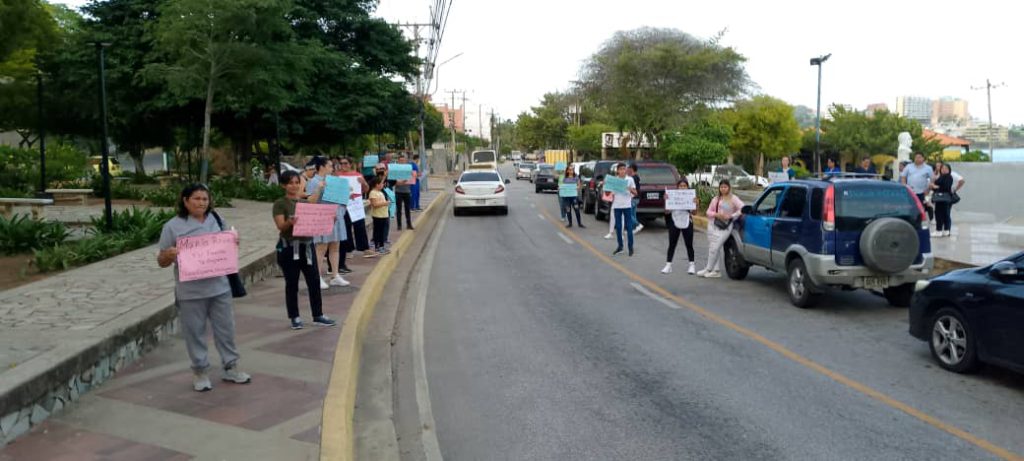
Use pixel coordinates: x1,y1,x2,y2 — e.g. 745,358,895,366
34,207,174,273
142,186,232,208
0,144,89,195
209,176,283,202
695,185,716,213
89,207,175,241
0,215,71,255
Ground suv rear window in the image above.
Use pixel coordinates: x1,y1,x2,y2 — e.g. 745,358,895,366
836,184,920,231
639,166,678,184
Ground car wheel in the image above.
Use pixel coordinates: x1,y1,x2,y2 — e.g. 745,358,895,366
929,307,979,373
535,187,540,193
499,206,509,216
883,283,914,307
453,207,461,217
724,239,750,280
786,258,819,308
583,195,595,214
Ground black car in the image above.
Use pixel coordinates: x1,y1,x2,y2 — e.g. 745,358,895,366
534,165,559,193
909,252,1024,374
581,160,620,214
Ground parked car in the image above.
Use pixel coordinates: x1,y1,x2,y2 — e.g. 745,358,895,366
516,162,536,180
688,164,768,189
534,164,559,193
453,169,510,216
595,162,681,223
909,252,1024,374
89,156,122,176
530,163,552,184
723,178,934,308
580,160,619,215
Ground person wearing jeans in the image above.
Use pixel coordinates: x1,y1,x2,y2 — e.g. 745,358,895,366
628,164,643,234
662,178,698,275
273,171,337,331
699,180,744,278
411,153,422,211
394,154,416,230
560,165,585,228
609,163,637,256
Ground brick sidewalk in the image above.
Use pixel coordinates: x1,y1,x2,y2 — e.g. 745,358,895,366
0,191,441,457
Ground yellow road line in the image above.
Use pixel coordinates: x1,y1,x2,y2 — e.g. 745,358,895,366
539,208,1022,461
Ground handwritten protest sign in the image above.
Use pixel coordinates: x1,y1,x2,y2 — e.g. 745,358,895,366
362,154,379,169
345,176,362,197
347,197,366,221
321,176,350,205
292,202,338,237
768,171,789,184
603,176,629,195
176,231,238,282
389,163,413,181
665,189,697,211
554,162,567,172
559,183,578,197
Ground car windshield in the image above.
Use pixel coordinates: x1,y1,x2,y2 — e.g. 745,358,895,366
472,151,496,163
716,165,748,177
461,172,501,182
538,166,554,174
521,163,535,169
835,184,920,231
639,166,677,184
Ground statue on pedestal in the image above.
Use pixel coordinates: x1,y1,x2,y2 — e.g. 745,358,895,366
894,132,913,180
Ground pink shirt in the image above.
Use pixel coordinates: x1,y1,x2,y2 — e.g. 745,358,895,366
706,195,744,220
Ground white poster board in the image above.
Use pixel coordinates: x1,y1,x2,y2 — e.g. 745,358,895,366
347,197,366,221
768,172,789,184
665,189,697,211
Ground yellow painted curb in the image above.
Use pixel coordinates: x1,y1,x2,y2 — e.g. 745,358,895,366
320,191,448,461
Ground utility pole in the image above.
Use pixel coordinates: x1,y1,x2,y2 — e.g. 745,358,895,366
445,89,463,170
478,104,483,147
396,22,433,190
972,79,1005,160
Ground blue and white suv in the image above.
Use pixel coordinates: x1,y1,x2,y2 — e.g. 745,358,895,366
722,178,935,308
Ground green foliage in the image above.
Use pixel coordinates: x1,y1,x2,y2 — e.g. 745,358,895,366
0,144,88,194
0,214,70,255
568,123,615,159
581,28,749,146
141,186,179,207
959,150,991,162
35,206,173,272
695,184,716,213
721,96,802,176
88,207,174,240
818,106,944,167
662,118,733,174
0,0,58,61
208,176,283,202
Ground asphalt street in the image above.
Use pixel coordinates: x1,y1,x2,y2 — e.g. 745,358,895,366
419,165,1024,461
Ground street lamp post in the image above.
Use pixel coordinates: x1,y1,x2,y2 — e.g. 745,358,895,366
95,42,113,232
810,53,831,176
36,70,50,199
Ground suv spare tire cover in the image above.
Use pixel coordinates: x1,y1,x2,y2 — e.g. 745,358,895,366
859,218,920,274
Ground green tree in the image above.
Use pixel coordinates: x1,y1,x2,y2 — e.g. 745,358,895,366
661,117,732,175
422,103,445,146
819,106,943,168
959,150,990,162
148,0,306,183
0,0,57,61
722,95,802,176
581,28,748,158
568,122,614,160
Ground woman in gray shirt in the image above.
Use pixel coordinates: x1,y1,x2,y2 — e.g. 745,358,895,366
158,184,251,392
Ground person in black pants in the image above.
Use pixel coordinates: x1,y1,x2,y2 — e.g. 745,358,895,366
930,164,954,238
272,171,336,330
394,154,415,231
662,179,699,275
368,176,392,254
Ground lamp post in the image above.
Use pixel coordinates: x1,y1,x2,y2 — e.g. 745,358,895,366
810,53,831,176
420,52,463,184
95,42,113,232
36,70,50,199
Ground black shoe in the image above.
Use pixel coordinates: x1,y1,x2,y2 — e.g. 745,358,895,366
407,226,415,231
628,249,634,257
397,226,402,231
613,248,623,256
338,266,352,274
578,224,586,229
566,222,572,228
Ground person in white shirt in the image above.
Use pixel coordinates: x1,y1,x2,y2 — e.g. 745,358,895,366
609,163,638,256
661,178,699,275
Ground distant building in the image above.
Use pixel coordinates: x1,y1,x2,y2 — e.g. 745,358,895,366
865,103,889,114
931,97,969,126
963,124,1009,144
434,103,465,133
895,96,932,125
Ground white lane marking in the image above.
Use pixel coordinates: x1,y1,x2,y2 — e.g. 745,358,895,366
538,213,545,220
530,203,536,208
631,282,682,310
412,212,446,461
557,232,574,245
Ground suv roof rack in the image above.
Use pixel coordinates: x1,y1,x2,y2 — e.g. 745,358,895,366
816,172,885,181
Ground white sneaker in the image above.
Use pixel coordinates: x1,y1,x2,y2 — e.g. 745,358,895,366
193,371,212,392
319,277,329,289
696,269,709,277
705,271,722,279
329,275,350,287
943,231,951,237
634,224,644,234
222,368,252,384
688,262,696,275
661,263,673,274
931,231,943,238
603,233,613,240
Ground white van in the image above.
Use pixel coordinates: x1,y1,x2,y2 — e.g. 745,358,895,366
470,150,498,170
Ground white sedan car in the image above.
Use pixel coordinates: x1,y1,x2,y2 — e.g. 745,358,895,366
453,170,510,216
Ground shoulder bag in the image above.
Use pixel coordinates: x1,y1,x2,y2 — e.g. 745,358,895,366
211,211,247,298
713,198,731,230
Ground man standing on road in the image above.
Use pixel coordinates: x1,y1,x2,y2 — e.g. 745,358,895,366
901,153,934,219
628,163,643,234
610,163,637,257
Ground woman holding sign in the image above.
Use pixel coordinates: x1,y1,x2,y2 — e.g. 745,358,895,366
337,156,373,258
306,157,351,289
157,184,250,392
662,178,698,275
273,171,337,330
559,165,585,228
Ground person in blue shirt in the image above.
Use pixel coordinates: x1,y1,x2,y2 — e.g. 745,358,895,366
780,156,796,179
853,157,877,176
411,153,422,211
824,158,842,178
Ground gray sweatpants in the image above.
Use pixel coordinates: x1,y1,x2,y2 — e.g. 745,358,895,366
176,291,240,373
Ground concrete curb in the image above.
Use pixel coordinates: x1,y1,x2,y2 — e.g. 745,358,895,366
319,191,449,461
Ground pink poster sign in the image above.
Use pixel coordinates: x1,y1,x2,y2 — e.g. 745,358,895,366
176,231,239,282
292,202,338,237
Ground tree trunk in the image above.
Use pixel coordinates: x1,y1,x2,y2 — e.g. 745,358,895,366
200,73,215,184
757,153,765,177
130,144,146,176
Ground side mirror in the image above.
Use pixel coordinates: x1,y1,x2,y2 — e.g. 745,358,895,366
741,205,753,215
452,179,458,185
989,261,1019,280
504,179,511,184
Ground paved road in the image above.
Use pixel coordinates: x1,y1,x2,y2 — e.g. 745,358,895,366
416,165,1024,460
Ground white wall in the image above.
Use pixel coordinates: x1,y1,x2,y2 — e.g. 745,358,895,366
949,162,1024,222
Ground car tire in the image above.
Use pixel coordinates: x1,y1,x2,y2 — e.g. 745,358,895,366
596,204,607,222
929,307,979,373
583,195,595,214
883,283,914,307
786,258,819,308
453,207,462,217
724,238,750,280
535,187,540,193
499,206,509,216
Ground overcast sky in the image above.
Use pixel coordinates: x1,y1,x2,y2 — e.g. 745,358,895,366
58,0,1023,135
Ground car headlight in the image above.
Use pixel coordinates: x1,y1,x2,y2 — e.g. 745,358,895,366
914,280,930,292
